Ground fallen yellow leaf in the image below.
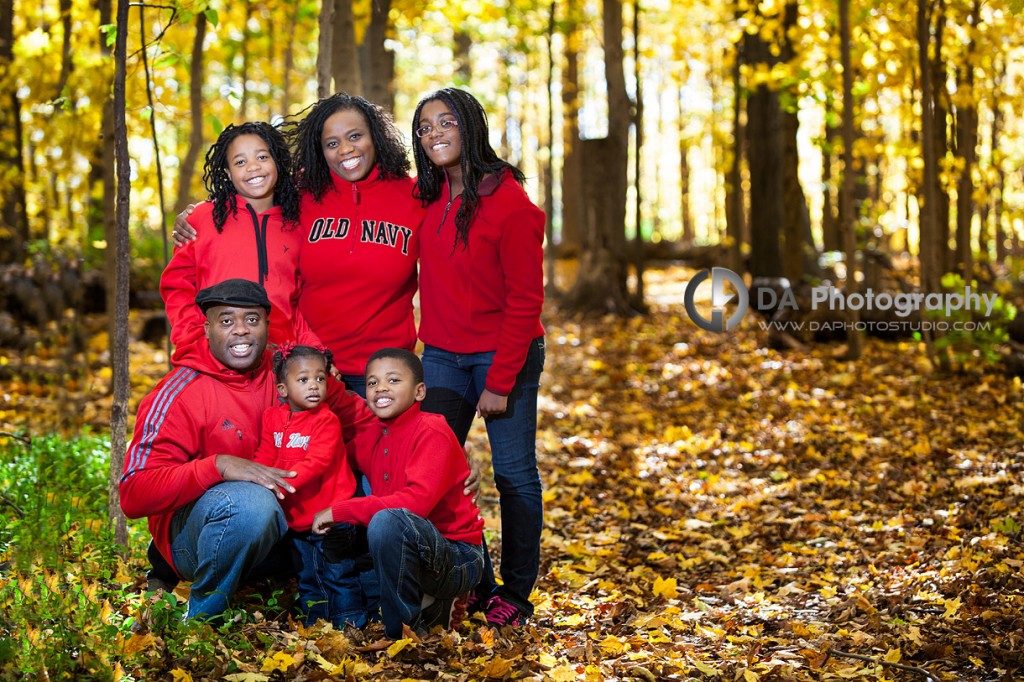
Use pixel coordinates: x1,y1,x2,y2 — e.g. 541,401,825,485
942,596,962,619
260,651,297,673
387,638,413,657
550,664,578,682
653,575,679,599
692,659,720,676
480,655,513,678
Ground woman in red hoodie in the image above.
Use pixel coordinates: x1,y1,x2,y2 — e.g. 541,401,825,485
411,88,546,628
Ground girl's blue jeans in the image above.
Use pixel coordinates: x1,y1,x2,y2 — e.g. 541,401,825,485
421,337,545,615
290,527,376,627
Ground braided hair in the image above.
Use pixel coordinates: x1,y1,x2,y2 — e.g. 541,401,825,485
411,88,525,250
271,343,334,383
202,121,301,231
286,93,410,203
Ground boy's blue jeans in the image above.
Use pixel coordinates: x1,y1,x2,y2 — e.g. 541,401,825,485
290,527,376,627
421,337,545,615
367,508,484,639
169,481,289,620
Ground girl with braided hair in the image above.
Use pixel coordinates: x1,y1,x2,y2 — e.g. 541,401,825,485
412,88,546,627
252,343,362,627
161,122,321,365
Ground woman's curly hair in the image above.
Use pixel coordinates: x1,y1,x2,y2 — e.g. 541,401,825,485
286,93,410,203
271,343,334,384
202,121,301,231
411,88,525,250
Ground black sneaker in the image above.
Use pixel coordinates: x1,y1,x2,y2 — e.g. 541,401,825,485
417,592,469,632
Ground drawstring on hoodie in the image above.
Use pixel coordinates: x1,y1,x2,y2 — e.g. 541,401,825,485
246,204,271,286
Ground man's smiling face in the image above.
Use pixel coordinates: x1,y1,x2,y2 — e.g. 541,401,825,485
204,305,268,372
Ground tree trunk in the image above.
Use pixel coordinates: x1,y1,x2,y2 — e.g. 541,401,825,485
631,0,645,309
359,0,395,113
559,0,583,257
109,0,131,548
930,1,952,276
779,1,809,286
744,16,784,280
954,0,979,277
454,30,473,82
561,0,632,314
172,12,207,215
725,40,744,274
918,0,942,366
316,0,334,98
0,0,28,262
918,0,940,296
544,0,557,293
280,1,301,116
331,0,361,94
89,0,116,323
679,86,694,244
821,99,840,252
839,0,862,360
991,77,1006,262
55,0,73,103
239,0,252,118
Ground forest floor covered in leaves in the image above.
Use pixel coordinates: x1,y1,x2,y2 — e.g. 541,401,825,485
2,264,1023,680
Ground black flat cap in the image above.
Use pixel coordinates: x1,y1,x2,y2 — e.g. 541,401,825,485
195,278,271,313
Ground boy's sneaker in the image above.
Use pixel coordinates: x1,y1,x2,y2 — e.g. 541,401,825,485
484,595,527,627
420,593,471,632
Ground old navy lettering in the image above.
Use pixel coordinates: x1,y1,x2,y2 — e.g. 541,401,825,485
359,219,413,255
308,217,351,243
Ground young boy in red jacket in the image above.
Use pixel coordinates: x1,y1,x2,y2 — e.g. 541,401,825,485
312,348,484,638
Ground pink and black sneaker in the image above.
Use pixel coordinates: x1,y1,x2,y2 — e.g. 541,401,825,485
484,594,528,627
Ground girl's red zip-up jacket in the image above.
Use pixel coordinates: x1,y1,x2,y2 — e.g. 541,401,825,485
160,198,320,365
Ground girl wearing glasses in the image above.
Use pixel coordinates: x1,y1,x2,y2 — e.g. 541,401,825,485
411,88,546,628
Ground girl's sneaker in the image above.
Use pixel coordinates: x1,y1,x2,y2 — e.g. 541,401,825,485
484,595,527,627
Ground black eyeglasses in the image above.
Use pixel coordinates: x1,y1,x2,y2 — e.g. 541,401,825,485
415,118,459,138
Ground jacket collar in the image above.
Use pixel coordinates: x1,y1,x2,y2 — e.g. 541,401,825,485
230,195,282,217
182,341,273,389
330,165,384,195
375,401,423,432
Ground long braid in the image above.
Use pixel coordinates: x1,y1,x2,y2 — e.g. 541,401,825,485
411,88,524,250
285,93,410,204
202,121,301,231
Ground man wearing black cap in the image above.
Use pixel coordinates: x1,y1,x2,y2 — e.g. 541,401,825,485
120,278,370,621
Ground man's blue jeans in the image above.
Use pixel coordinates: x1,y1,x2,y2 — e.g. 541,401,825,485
421,337,545,615
170,481,289,620
367,508,484,639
